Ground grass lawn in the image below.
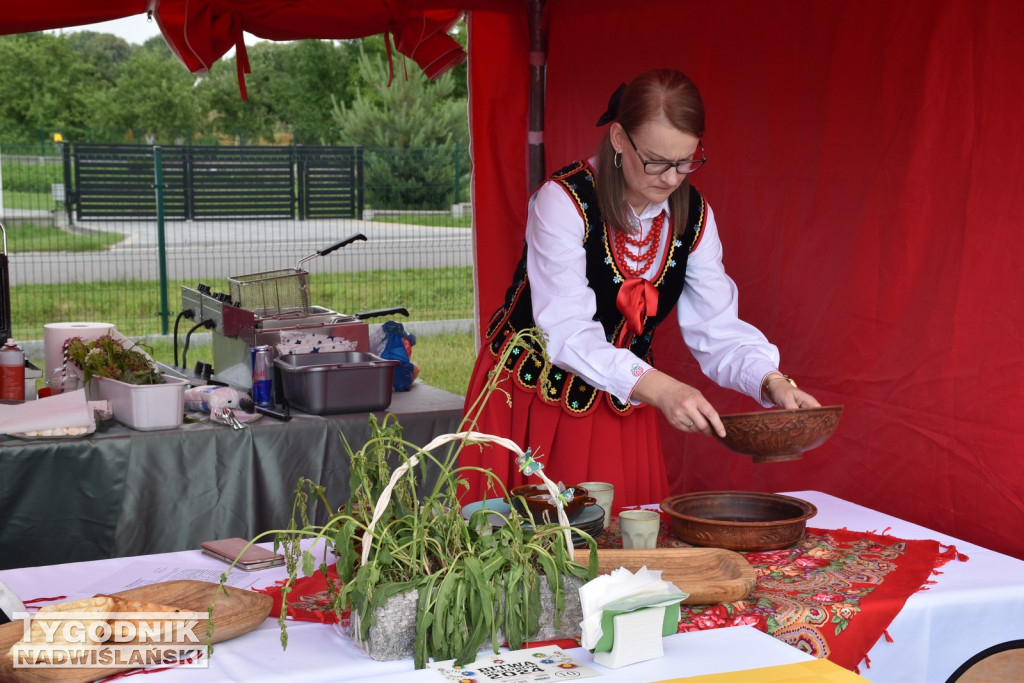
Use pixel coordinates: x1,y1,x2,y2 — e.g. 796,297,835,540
1,191,56,212
370,213,471,228
3,222,123,252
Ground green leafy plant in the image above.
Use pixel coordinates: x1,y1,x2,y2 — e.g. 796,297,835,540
64,334,164,385
213,328,597,668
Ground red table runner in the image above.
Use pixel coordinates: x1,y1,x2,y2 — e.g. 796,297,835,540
598,515,965,672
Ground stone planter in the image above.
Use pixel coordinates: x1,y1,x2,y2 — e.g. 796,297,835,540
351,574,585,661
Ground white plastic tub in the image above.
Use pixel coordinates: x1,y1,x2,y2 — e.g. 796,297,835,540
92,374,187,431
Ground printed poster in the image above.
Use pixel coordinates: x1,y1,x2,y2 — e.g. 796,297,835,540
429,646,600,682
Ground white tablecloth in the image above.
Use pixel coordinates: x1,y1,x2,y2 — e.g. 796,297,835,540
0,550,808,682
2,490,1021,681
784,490,1024,681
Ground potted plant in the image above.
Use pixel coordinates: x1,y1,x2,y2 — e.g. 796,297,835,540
215,329,598,668
65,334,187,431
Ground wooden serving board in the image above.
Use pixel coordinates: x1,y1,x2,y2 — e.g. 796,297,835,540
594,547,756,605
0,580,273,683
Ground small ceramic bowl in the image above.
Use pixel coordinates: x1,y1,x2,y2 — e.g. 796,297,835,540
510,484,594,523
715,405,844,463
661,491,817,551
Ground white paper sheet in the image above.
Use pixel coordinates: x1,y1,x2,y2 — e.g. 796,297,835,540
0,388,97,435
79,559,265,596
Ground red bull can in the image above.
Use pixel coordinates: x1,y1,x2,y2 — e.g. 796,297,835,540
251,345,274,408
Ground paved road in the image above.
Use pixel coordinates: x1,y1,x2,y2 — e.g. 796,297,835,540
7,217,473,285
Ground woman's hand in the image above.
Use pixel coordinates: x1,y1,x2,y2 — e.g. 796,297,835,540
632,370,726,437
762,373,821,409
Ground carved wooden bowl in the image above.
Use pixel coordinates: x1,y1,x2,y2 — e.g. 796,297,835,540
715,405,844,463
660,491,817,551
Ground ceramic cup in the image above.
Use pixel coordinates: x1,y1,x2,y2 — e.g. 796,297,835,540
578,481,614,528
618,509,660,549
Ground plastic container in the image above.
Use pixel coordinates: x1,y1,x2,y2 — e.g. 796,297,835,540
274,352,399,415
92,374,188,431
0,338,25,402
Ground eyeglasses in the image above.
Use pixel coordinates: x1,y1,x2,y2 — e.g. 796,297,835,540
624,129,707,175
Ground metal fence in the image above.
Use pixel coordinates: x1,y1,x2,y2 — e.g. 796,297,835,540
0,141,473,342
66,143,364,222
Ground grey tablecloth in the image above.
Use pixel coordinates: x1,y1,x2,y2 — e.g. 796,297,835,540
0,383,464,569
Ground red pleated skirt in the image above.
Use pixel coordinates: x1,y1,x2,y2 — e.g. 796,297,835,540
458,347,669,510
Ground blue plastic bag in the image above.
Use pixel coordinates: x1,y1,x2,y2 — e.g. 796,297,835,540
375,321,417,391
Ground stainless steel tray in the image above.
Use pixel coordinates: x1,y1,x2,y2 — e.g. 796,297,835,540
274,351,399,414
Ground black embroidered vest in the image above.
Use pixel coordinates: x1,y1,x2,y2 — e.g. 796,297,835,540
483,160,707,416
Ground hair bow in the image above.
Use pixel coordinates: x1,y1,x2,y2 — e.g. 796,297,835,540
596,82,627,126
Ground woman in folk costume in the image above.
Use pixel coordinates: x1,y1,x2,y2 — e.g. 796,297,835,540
461,69,820,507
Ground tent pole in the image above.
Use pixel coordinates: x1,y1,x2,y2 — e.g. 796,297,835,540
528,0,546,191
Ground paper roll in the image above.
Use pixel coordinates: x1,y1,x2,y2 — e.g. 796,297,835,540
44,322,118,380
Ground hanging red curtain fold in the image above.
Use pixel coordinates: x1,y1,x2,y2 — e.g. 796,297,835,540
151,0,466,98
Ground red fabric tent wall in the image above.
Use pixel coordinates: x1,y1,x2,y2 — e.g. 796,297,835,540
469,0,1024,560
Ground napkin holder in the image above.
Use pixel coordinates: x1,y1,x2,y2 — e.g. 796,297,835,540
592,598,683,669
0,580,26,625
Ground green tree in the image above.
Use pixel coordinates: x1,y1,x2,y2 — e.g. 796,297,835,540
140,35,175,55
447,18,469,100
0,33,103,143
193,37,385,144
331,48,468,209
90,48,201,143
64,31,132,86
0,26,468,150
195,43,285,143
269,40,354,144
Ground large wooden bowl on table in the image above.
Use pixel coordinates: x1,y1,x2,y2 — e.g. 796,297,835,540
661,491,817,551
714,405,844,463
594,547,756,604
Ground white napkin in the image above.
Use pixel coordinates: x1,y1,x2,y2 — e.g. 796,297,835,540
578,566,687,650
275,330,359,355
0,389,99,436
0,580,26,622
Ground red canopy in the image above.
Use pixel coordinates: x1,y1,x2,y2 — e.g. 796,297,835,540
152,0,466,97
0,1,468,97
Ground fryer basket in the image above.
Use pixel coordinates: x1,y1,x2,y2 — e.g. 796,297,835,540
228,267,309,317
228,234,367,317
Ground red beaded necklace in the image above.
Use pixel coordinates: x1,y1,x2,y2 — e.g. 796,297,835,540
614,210,665,277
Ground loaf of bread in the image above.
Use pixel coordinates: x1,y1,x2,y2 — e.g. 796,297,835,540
35,596,115,616
7,595,115,663
96,595,183,642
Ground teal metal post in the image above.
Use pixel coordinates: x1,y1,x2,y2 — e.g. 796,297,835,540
153,147,171,335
